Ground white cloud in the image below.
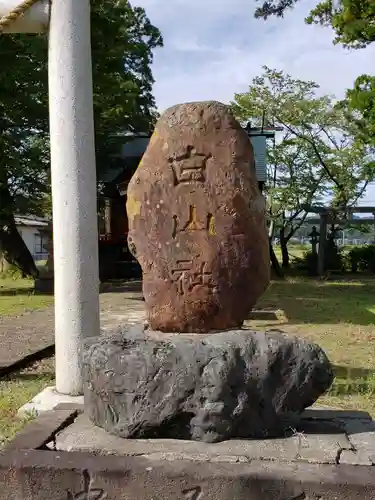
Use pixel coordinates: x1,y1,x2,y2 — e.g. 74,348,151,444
134,0,374,111
133,0,375,203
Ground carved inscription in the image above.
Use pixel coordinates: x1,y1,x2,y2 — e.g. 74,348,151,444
171,260,193,295
287,494,323,500
169,146,211,185
190,262,213,290
179,491,313,500
172,206,215,239
67,470,107,500
182,486,204,500
171,260,213,295
207,213,216,235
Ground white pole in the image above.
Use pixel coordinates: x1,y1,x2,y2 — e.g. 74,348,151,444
49,0,100,395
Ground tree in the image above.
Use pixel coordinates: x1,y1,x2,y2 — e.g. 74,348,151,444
254,0,375,49
341,74,375,147
266,139,325,267
231,67,375,266
0,34,49,277
0,0,162,276
90,0,162,173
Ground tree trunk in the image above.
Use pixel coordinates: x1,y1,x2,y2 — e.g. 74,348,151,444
268,220,283,277
0,182,39,278
269,239,283,278
279,227,290,268
0,251,12,274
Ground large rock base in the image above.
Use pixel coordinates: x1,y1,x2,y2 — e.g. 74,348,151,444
82,326,334,443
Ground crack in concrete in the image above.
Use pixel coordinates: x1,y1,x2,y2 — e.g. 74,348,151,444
39,410,81,451
289,427,308,460
335,435,357,464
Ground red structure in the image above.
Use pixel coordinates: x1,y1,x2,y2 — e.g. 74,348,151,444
98,147,144,280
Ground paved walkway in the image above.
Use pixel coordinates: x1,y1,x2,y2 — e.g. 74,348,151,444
0,282,146,369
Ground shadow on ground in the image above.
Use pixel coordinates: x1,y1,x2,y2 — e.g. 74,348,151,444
258,279,375,326
248,310,279,321
100,280,143,294
3,372,54,383
0,287,35,297
0,280,144,297
100,278,375,327
296,408,375,435
329,365,375,397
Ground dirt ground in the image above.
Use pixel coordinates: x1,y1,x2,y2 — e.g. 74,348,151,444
0,281,144,368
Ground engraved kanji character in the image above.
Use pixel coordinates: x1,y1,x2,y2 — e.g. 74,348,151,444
190,262,213,290
169,146,211,185
170,260,193,295
172,207,215,239
67,471,107,500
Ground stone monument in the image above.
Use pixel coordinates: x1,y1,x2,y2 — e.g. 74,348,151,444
126,101,270,333
82,101,333,443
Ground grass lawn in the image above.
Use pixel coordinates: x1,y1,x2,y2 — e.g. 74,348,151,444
0,358,54,447
0,277,53,316
246,277,375,416
1,276,375,446
274,244,307,263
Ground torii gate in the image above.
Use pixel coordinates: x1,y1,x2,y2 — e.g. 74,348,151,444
0,0,100,405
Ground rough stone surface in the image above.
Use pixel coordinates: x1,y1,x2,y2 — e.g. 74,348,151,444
82,326,333,443
126,101,269,333
55,413,351,465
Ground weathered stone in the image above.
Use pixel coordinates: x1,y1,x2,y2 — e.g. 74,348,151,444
55,413,350,465
3,404,375,500
126,101,269,333
82,326,334,443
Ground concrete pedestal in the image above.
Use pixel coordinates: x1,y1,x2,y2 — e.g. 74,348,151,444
17,387,83,418
1,404,375,500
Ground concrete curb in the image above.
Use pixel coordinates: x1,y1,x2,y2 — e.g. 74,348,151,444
1,406,375,500
0,343,55,379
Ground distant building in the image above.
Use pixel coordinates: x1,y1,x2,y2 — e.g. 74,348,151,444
15,215,51,262
98,127,276,240
245,125,279,191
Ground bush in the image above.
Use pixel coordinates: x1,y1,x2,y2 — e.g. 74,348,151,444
325,239,345,272
293,244,345,276
348,245,375,273
293,251,319,276
0,263,25,280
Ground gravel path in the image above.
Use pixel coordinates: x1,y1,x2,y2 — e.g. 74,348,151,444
0,281,145,369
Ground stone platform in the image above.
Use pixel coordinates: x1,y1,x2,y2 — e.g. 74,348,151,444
1,404,375,499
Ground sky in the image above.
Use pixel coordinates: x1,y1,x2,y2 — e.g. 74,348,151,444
133,0,375,205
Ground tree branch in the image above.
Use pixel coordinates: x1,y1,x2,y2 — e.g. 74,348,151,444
321,126,341,150
349,180,369,207
275,115,343,189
